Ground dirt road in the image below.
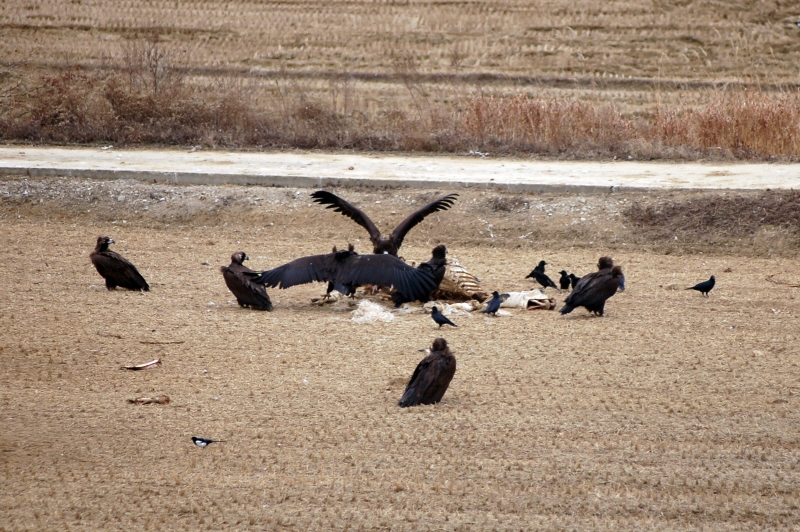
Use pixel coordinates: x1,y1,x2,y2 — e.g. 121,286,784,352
1,146,797,191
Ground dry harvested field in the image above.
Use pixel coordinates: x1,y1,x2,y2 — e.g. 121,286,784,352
1,177,800,530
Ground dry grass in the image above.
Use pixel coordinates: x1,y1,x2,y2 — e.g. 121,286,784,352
4,1,800,157
623,190,800,254
1,178,800,529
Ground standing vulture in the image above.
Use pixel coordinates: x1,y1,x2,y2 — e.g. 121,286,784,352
90,236,149,291
560,264,624,317
253,245,438,306
221,251,273,310
310,190,458,256
398,338,456,408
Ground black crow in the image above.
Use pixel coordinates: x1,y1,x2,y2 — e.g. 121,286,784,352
525,260,558,291
90,236,149,291
310,190,458,256
191,437,226,448
686,275,715,297
398,338,456,408
430,306,457,328
481,291,502,316
558,270,571,290
253,245,437,306
568,273,580,290
560,265,624,317
220,251,273,310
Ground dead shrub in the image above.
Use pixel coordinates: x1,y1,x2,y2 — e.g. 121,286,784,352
462,94,631,156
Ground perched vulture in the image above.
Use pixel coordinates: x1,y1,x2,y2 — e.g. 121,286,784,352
686,275,715,297
525,260,558,291
398,338,456,408
90,236,149,291
253,245,438,306
220,251,273,311
560,265,624,316
310,190,458,256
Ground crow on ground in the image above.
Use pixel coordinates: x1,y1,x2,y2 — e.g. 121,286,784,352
430,306,457,328
686,275,715,297
481,291,502,316
568,273,580,290
558,270,571,290
525,260,558,291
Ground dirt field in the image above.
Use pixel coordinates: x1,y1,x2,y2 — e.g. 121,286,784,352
1,177,800,530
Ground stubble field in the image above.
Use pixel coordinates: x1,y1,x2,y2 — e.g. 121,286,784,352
1,177,799,530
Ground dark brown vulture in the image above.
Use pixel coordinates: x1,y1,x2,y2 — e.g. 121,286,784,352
253,245,438,306
220,251,273,311
89,236,149,291
310,190,458,256
391,244,448,306
559,265,624,316
398,338,456,408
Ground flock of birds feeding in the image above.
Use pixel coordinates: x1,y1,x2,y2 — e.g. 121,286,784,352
89,189,716,443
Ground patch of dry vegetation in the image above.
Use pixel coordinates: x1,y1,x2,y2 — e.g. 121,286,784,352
5,59,800,159
623,190,800,254
3,0,800,158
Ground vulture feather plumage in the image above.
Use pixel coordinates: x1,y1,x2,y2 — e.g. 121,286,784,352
398,338,456,408
89,236,149,291
560,264,624,317
253,245,439,306
310,190,458,256
221,251,273,310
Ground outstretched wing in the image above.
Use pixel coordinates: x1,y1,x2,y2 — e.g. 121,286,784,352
310,191,382,244
91,251,149,291
338,254,437,302
389,194,458,250
253,253,338,288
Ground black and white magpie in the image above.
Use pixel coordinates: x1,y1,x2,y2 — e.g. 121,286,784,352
192,436,226,448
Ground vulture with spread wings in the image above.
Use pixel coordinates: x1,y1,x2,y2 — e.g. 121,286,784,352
90,236,149,291
253,245,439,306
220,251,273,310
310,190,458,256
